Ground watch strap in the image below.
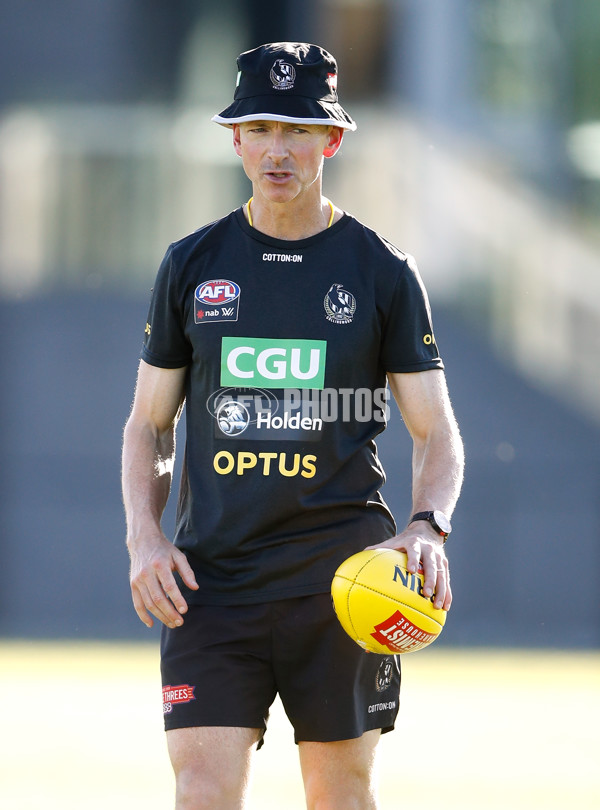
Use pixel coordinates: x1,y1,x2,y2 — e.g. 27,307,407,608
409,510,450,539
411,511,435,524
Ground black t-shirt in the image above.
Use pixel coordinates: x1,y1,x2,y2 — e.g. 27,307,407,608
142,208,443,604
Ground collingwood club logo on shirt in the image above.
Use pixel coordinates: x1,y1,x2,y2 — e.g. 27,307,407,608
324,283,356,324
194,279,241,324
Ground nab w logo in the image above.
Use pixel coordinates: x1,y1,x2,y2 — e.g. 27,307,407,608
221,337,327,389
221,307,235,317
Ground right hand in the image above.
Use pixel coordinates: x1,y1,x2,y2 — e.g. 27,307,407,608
127,533,199,629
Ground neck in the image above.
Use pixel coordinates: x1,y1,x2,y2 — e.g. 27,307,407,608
246,194,337,240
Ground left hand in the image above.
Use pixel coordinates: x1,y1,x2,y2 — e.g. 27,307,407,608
367,523,452,611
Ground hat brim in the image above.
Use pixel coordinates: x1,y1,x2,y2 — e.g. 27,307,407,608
212,95,356,131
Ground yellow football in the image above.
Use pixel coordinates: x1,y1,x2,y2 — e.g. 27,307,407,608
331,548,447,654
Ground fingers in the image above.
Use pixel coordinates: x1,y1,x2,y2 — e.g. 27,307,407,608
134,579,179,629
403,541,422,576
441,574,452,611
368,530,452,612
131,584,155,629
132,574,182,629
421,550,452,611
175,551,199,593
130,546,198,630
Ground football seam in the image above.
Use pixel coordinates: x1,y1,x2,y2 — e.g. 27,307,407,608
341,555,383,641
338,575,444,631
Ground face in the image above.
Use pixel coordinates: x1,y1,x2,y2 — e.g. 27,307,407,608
232,121,343,204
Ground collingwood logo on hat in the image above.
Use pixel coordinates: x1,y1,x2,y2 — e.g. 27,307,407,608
270,59,296,90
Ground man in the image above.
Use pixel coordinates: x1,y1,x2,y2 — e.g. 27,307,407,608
122,42,464,810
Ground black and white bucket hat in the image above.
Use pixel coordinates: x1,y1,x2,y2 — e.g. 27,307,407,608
212,41,357,131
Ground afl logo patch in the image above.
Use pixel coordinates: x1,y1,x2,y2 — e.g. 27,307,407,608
195,279,240,324
324,283,356,324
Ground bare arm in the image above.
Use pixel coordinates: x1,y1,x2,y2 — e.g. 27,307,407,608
122,360,198,628
371,369,464,610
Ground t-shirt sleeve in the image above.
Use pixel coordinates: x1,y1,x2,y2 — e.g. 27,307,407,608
380,254,444,373
141,246,193,369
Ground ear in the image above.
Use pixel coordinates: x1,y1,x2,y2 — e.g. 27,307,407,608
323,126,344,159
232,124,242,157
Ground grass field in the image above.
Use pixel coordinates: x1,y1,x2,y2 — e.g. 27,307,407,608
1,642,598,809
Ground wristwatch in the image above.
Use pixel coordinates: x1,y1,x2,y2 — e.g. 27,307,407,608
410,510,452,540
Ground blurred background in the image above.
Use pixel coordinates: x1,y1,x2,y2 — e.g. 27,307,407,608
1,0,599,648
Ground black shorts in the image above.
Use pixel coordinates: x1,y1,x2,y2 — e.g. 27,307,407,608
160,593,401,745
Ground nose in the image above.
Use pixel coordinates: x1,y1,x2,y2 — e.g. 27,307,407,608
267,129,289,163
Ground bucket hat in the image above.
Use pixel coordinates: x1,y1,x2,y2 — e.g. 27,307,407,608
212,42,356,131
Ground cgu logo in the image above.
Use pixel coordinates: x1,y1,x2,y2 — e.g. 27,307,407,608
221,337,327,389
196,279,240,305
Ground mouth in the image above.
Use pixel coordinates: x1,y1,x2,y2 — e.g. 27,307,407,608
265,170,292,181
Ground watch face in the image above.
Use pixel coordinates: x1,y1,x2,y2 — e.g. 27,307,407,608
432,510,452,535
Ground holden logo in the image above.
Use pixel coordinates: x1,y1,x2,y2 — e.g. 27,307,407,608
216,400,250,436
